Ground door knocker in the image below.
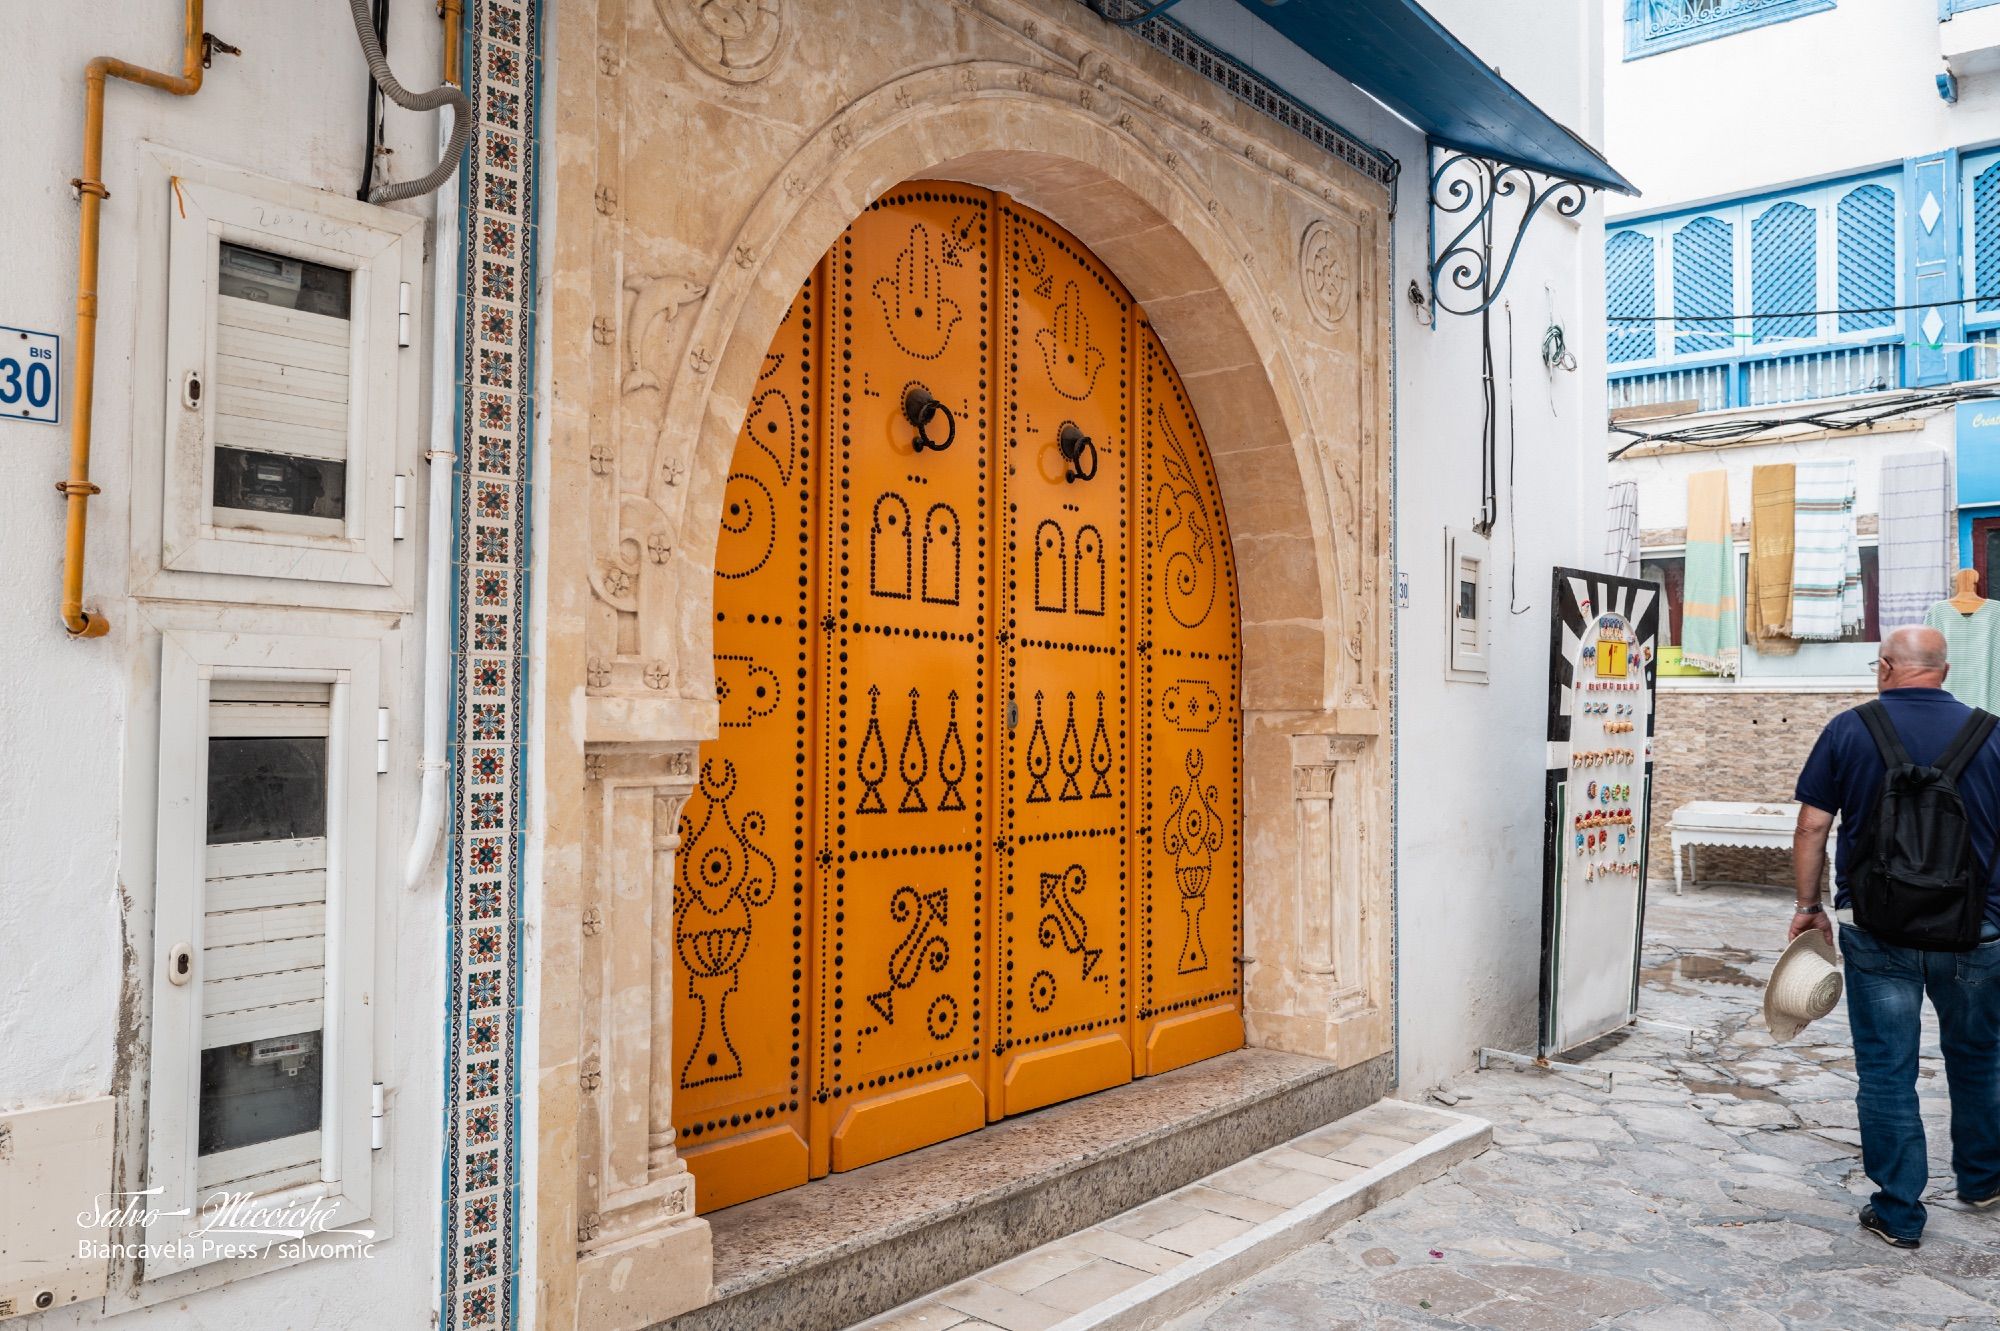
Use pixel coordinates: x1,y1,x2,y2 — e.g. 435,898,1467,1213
1058,422,1098,483
903,384,956,454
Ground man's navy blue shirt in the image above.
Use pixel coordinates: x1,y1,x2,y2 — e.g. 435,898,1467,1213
1795,686,2000,930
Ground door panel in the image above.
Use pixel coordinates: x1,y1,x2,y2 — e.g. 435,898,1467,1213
813,185,996,1172
1135,327,1243,1075
673,274,820,1212
993,204,1134,1116
683,184,1244,1215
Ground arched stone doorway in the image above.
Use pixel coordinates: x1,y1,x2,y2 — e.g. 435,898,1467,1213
675,181,1246,1213
554,48,1392,1324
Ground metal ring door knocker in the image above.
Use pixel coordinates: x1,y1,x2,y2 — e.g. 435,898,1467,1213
1058,422,1097,483
903,384,956,454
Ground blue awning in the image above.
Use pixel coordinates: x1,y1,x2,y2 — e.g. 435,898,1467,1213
1216,0,1636,194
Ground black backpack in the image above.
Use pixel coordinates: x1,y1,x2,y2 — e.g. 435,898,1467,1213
1851,701,1998,952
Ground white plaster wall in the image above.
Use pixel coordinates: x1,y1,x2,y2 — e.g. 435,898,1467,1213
0,3,447,1325
1615,418,1954,534
1604,0,2000,216
1174,0,1613,1090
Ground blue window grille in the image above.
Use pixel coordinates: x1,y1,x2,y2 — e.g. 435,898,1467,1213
1751,201,1815,343
1836,184,1896,333
1606,230,1657,364
1941,0,2000,19
1625,0,1838,60
1973,158,2000,317
1608,167,1910,411
1673,215,1735,355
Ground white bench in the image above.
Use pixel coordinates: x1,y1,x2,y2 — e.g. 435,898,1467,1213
1668,800,1837,895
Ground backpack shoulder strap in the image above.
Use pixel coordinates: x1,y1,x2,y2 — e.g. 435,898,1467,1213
1856,700,1915,770
1936,708,1999,781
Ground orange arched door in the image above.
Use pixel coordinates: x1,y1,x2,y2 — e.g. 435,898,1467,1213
674,183,1242,1214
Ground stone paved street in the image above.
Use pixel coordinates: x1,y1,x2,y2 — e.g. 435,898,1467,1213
1165,883,2000,1331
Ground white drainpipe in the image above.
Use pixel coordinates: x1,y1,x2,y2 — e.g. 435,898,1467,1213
405,112,461,891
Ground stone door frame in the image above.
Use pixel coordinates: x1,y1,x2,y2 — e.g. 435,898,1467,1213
542,11,1394,1323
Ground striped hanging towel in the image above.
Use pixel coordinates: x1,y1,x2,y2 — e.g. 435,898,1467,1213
1878,449,1952,630
1791,458,1860,641
1682,469,1740,676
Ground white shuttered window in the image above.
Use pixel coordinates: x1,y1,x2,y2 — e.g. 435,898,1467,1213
160,170,419,587
144,630,385,1279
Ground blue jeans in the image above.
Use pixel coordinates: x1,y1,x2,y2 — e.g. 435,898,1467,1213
1840,923,2000,1239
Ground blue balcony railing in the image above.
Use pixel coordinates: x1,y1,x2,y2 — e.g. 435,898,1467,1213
1609,337,1905,415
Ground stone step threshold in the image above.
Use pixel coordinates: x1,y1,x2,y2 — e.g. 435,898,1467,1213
664,1049,1393,1331
853,1099,1490,1331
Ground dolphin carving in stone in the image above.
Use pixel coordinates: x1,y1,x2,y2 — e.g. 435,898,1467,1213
624,273,708,393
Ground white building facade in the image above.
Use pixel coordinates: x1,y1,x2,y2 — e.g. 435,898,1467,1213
1604,0,2000,883
0,4,1613,1329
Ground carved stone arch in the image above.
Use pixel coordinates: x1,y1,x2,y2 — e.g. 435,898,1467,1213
656,77,1373,717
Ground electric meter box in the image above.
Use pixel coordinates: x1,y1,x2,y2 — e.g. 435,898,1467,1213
0,1097,114,1319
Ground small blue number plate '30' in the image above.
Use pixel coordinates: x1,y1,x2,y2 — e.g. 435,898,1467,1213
0,325,61,424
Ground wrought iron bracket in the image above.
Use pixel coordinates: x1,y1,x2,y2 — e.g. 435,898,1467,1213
1426,145,1593,320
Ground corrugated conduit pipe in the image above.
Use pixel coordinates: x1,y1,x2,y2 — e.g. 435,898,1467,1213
345,0,471,204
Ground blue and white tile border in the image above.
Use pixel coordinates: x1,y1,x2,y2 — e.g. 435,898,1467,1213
443,2,540,1328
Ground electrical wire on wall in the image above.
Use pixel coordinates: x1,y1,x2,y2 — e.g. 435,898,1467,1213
1474,216,1499,535
1541,282,1576,422
1506,302,1531,616
1611,290,2000,326
346,0,471,203
1609,384,2000,458
357,0,389,201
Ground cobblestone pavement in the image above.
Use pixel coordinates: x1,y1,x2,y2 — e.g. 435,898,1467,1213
1165,883,2000,1331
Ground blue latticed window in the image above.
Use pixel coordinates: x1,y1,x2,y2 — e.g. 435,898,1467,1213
1751,201,1815,343
1673,216,1735,355
1836,184,1896,333
1606,230,1657,364
1609,168,1913,414
1974,159,2000,318
1626,0,1837,60
1942,1,2000,18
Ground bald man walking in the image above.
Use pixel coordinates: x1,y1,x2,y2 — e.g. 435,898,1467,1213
1793,625,2000,1248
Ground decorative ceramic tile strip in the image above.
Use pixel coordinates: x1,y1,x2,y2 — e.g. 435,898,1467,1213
443,2,539,1328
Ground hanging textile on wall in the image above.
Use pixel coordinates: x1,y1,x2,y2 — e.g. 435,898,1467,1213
1879,449,1952,631
1682,469,1741,676
1604,480,1640,579
1746,463,1799,656
1791,458,1861,641
1923,598,2000,712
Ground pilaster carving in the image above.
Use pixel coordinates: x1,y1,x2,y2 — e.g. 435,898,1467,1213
1290,733,1372,1006
577,743,702,1257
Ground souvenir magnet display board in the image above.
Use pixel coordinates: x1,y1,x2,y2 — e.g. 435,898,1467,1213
1539,568,1659,1055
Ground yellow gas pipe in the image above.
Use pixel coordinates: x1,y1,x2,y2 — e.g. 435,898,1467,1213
442,0,463,85
60,1,209,638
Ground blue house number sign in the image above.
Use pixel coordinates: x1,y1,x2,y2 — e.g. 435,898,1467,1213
0,325,61,424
